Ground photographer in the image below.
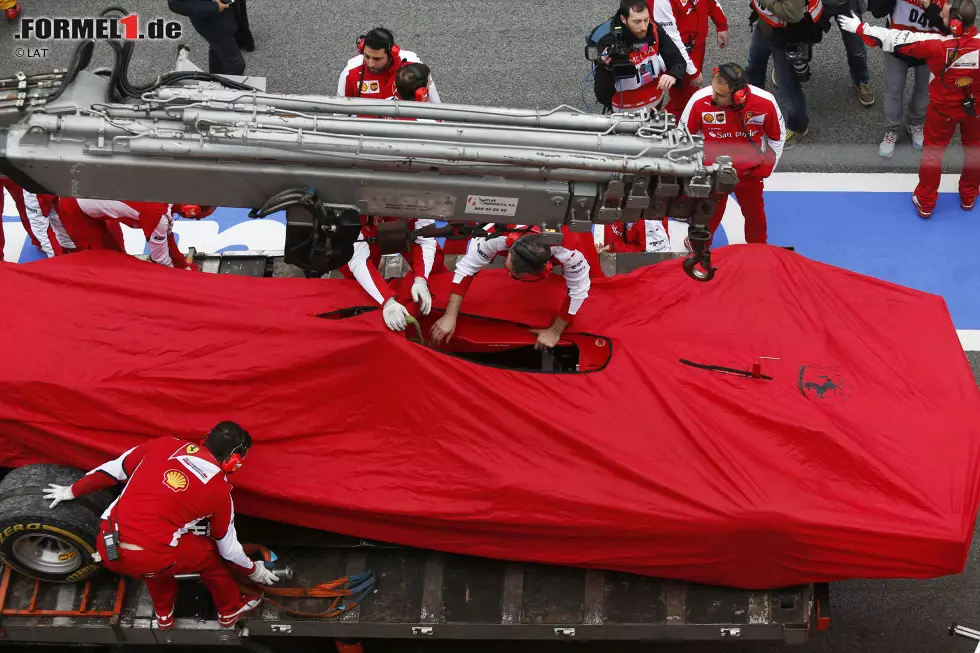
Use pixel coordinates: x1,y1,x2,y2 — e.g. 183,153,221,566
594,0,688,112
745,0,827,148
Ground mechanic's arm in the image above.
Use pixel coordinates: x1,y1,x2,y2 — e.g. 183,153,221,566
429,237,505,345
657,25,688,86
210,494,278,584
531,247,591,349
146,215,175,267
407,220,438,316
759,100,787,176
345,231,408,332
841,16,946,55
425,73,442,103
652,0,698,75
755,0,806,24
44,444,148,508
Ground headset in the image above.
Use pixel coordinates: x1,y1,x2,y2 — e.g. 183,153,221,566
172,204,216,220
220,441,247,474
356,28,401,63
951,0,965,36
713,63,750,111
394,63,431,102
505,232,553,280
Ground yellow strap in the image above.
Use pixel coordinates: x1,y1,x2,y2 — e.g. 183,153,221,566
405,314,427,346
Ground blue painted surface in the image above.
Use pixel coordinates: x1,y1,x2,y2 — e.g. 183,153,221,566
4,191,979,329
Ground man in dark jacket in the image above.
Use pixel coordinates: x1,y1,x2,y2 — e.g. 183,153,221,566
594,0,687,112
169,0,246,75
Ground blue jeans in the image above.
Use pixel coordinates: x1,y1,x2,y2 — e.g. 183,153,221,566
745,24,808,133
822,3,872,85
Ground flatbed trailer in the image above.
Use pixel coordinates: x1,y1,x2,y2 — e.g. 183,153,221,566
0,250,827,649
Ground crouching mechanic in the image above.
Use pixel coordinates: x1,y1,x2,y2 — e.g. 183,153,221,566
42,422,278,630
681,63,785,244
838,3,980,217
58,199,214,268
341,217,441,332
594,0,688,112
429,231,592,350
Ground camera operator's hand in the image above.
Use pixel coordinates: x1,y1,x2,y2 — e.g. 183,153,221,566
658,75,678,92
717,30,730,49
836,12,863,33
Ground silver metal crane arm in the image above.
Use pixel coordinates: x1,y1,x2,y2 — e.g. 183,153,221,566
0,56,737,281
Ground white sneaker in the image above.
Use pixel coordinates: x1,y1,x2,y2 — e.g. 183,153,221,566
907,124,924,150
879,130,898,158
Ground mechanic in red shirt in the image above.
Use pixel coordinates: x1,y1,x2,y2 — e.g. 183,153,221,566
680,63,786,244
656,0,730,118
838,3,980,217
341,217,444,332
429,229,593,350
1,178,44,260
338,28,442,102
42,422,279,630
57,199,214,268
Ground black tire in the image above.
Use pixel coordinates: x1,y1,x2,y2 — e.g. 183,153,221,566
0,464,116,583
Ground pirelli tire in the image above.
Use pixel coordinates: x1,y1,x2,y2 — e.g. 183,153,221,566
0,464,115,583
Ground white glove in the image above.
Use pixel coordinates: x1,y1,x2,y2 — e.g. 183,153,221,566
382,297,409,331
836,12,863,33
249,563,280,586
43,484,74,509
410,277,432,315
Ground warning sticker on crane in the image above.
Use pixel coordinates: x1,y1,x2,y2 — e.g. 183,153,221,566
358,192,457,218
464,195,519,217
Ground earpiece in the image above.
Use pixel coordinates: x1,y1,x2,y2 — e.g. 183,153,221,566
714,63,750,110
950,0,964,36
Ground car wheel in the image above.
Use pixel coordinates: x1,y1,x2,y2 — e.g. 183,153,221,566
0,464,115,583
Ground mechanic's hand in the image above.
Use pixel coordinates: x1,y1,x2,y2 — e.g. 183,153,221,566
531,327,561,351
690,72,704,88
249,563,280,586
429,314,457,346
43,484,74,509
411,277,432,315
382,297,409,332
717,30,729,49
659,75,678,92
595,241,610,254
216,0,230,11
836,12,862,33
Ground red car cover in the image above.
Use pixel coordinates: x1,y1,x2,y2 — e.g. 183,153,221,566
0,246,978,589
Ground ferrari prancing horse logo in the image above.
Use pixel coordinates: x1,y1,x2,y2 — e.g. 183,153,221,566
186,444,200,454
163,469,189,492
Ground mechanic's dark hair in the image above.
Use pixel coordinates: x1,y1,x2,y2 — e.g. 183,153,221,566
396,63,430,100
619,0,650,18
203,421,252,460
958,0,977,28
509,234,552,275
363,27,396,53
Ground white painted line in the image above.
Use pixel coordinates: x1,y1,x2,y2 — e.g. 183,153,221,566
766,172,965,193
959,330,980,352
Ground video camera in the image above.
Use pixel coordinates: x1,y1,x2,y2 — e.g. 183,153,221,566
585,22,638,79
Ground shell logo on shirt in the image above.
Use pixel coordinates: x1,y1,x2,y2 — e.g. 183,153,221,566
359,80,381,93
163,469,189,492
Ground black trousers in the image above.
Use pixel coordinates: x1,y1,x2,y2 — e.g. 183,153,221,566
207,34,246,76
